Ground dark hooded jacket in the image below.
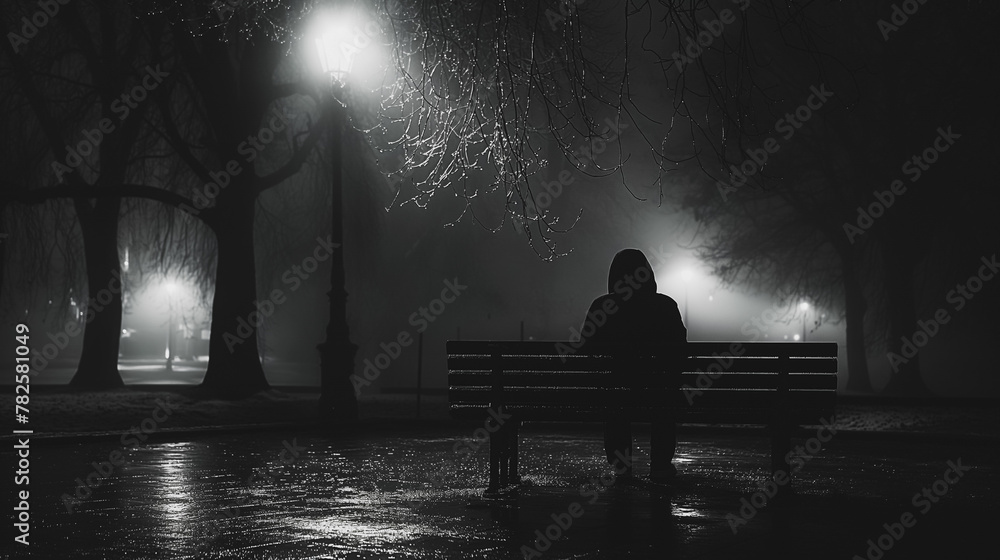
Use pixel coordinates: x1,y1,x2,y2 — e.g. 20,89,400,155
581,249,687,376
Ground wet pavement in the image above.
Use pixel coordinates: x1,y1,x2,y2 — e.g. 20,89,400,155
7,423,998,559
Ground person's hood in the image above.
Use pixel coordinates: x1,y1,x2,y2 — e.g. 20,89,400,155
607,248,657,297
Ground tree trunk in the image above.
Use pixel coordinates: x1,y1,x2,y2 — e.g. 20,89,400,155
0,204,6,320
201,192,270,398
842,259,872,394
70,197,125,389
880,255,931,396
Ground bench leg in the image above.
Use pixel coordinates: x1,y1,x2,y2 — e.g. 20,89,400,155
486,416,520,496
769,417,794,501
487,428,501,495
499,424,510,488
498,418,520,488
509,419,520,484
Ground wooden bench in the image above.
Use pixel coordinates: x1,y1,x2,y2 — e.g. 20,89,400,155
447,340,837,494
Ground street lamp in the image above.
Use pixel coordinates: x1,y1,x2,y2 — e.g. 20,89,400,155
311,8,369,421
680,268,694,331
798,301,810,342
165,281,177,371
314,16,360,82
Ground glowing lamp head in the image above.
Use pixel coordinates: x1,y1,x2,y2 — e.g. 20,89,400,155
305,5,386,89
799,301,810,312
311,8,367,80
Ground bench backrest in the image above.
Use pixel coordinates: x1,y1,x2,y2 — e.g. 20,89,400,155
447,341,837,424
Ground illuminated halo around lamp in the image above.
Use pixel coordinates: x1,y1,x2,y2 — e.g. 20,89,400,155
312,9,366,81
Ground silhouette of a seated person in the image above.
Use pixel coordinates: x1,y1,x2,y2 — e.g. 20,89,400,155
580,249,687,480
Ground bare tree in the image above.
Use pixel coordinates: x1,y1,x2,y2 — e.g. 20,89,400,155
127,0,641,403
1,0,176,387
4,0,659,407
657,0,999,394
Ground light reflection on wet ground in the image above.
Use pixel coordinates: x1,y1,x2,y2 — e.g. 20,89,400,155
9,425,998,559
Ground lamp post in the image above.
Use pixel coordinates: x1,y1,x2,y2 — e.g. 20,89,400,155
680,268,693,331
799,301,810,342
314,13,362,421
165,282,176,371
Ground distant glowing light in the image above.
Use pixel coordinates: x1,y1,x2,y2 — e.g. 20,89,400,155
793,334,801,341
799,301,810,311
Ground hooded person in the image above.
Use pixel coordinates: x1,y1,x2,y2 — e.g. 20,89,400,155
580,248,687,480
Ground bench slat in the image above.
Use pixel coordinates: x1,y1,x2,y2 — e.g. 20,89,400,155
684,356,837,373
448,356,837,374
450,405,834,424
448,356,615,372
450,372,836,391
685,341,837,358
449,387,834,408
448,340,838,358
